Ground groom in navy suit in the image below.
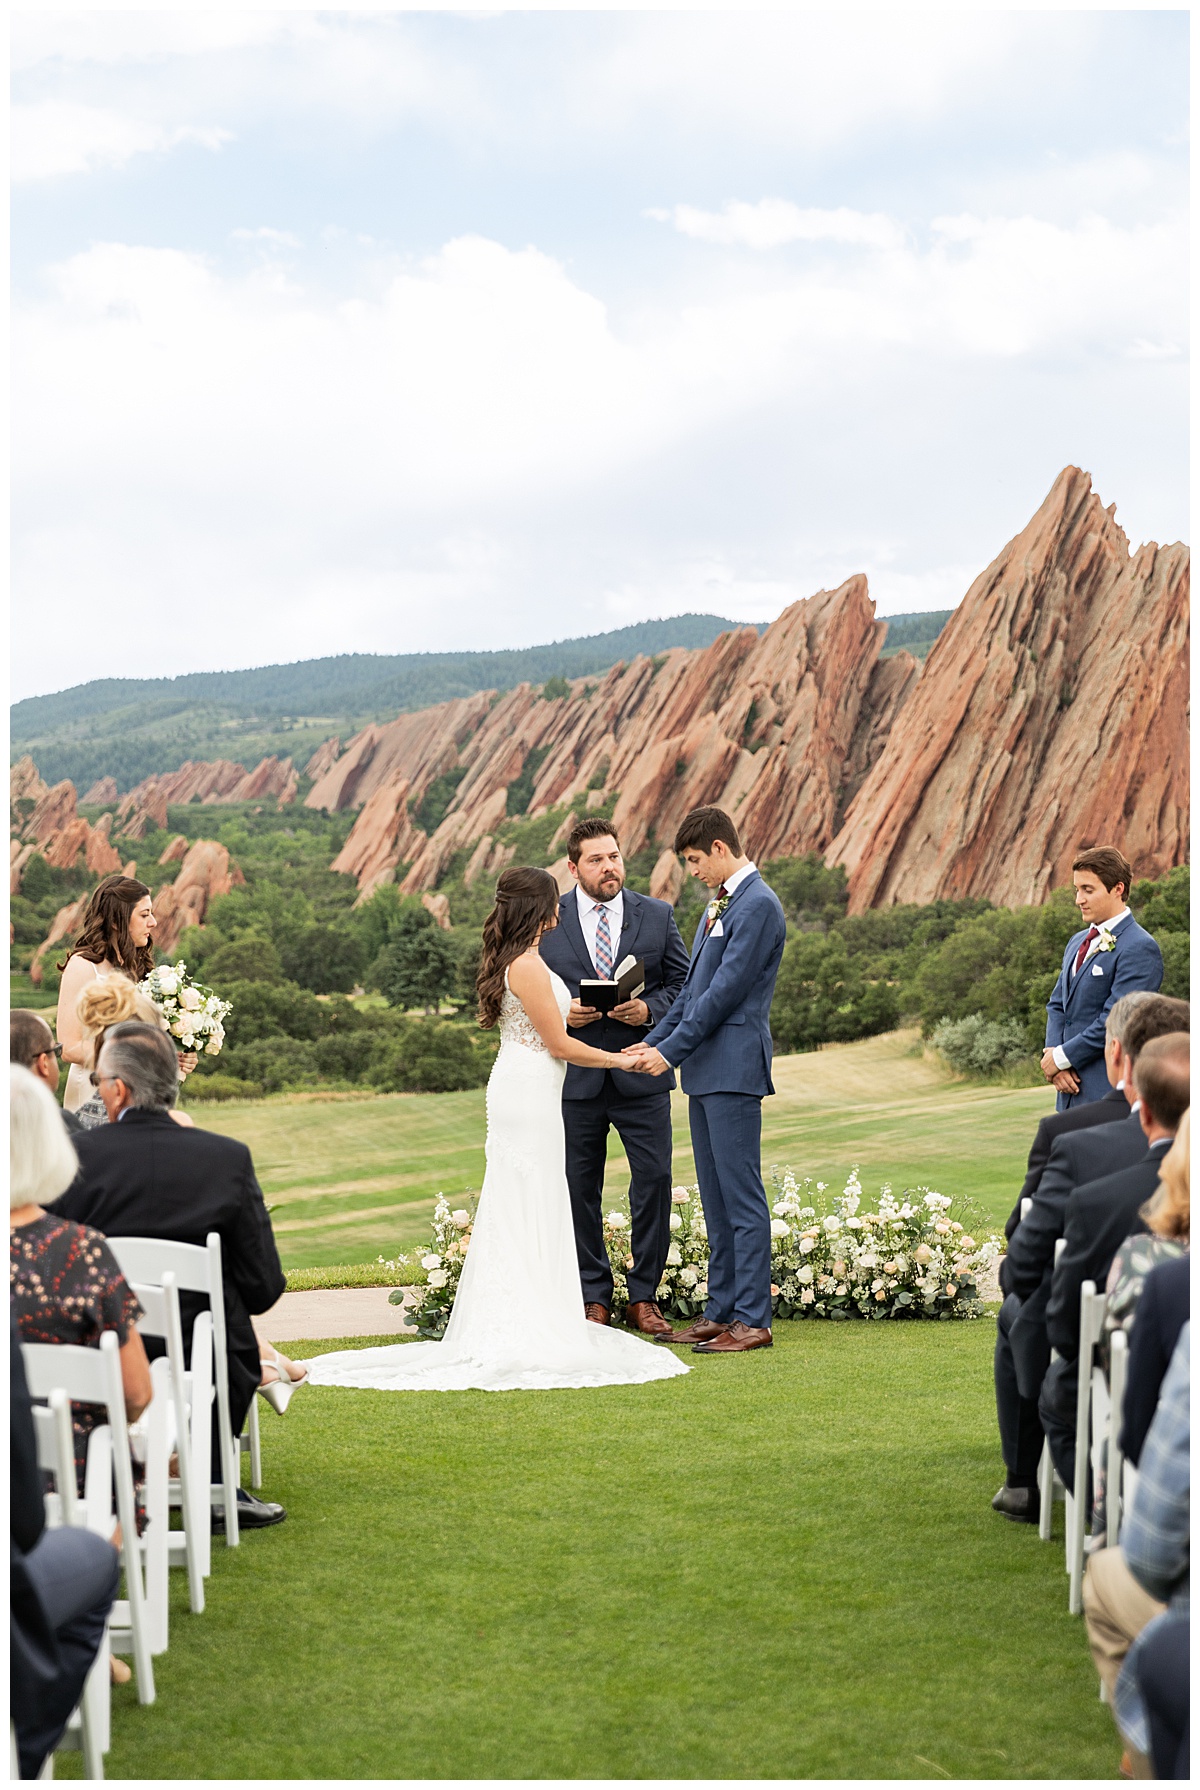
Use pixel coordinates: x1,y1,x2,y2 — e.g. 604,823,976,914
1042,846,1163,1111
628,806,787,1354
539,819,690,1335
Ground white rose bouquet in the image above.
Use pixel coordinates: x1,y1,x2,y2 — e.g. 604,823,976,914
398,1196,476,1338
138,960,232,1058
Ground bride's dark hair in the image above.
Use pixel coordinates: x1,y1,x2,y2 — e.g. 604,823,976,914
477,867,560,1029
56,875,155,981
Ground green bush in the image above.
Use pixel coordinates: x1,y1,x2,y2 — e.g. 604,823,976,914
219,978,329,1045
217,1036,322,1093
1157,931,1190,1000
760,855,848,925
182,1073,264,1102
205,935,284,984
931,1014,1031,1076
367,1022,495,1094
371,909,459,1012
770,933,900,1053
279,924,366,994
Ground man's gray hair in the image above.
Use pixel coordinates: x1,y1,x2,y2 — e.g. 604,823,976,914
1106,989,1158,1047
99,1022,180,1110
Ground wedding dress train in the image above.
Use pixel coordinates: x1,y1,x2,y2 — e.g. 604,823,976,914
304,968,689,1393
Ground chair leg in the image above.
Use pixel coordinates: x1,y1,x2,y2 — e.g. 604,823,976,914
1037,1439,1055,1540
247,1398,262,1491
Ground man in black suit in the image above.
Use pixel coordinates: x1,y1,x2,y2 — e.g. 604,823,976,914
1001,989,1158,1245
991,994,1189,1521
1040,1032,1189,1486
49,1023,288,1530
539,819,689,1335
10,1010,83,1136
1121,1254,1189,1467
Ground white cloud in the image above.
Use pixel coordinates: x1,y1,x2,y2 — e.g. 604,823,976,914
11,196,1186,693
11,101,231,182
653,201,904,251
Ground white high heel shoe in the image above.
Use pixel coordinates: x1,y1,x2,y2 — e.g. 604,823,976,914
257,1347,308,1415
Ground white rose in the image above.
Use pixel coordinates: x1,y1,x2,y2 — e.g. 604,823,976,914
696,1282,708,1299
427,1269,449,1289
858,1252,877,1269
451,1210,471,1229
845,1216,862,1230
934,1221,951,1234
179,987,202,1011
961,1237,977,1252
421,1253,441,1271
666,1243,682,1267
157,970,179,996
604,1211,627,1230
945,1281,958,1297
915,1244,933,1264
800,1288,815,1304
770,1219,791,1239
680,1266,698,1288
205,1037,222,1056
823,1216,841,1234
798,1237,817,1254
798,1265,814,1285
669,1212,682,1231
671,1186,692,1203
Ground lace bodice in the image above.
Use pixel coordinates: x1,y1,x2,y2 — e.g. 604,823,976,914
500,964,569,1053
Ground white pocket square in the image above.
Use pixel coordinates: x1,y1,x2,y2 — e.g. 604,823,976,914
1091,962,1105,976
710,919,725,937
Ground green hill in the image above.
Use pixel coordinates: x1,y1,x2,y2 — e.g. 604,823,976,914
11,609,952,792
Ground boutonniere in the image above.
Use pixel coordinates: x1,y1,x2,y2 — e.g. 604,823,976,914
1096,925,1117,954
706,893,731,931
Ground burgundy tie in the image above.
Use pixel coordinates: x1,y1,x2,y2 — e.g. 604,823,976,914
705,885,728,934
1073,926,1099,975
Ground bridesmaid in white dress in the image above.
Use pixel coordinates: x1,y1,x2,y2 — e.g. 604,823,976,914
306,868,689,1394
56,875,168,1111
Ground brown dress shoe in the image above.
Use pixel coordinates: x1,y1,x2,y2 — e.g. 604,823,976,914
625,1300,674,1338
693,1321,772,1353
584,1302,610,1325
660,1317,729,1346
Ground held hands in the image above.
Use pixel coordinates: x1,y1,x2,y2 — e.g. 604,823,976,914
617,1044,671,1077
1040,1047,1079,1095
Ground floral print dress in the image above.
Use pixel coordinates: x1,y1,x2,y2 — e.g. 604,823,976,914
11,1212,143,1497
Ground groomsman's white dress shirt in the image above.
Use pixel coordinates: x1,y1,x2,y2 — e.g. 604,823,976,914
575,886,625,976
1051,905,1132,1071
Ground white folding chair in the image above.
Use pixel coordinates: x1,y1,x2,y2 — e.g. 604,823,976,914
1037,1234,1069,1542
107,1234,241,1548
1068,1280,1108,1615
31,1391,108,1780
22,1333,155,1705
1105,1329,1143,1548
129,1275,205,1616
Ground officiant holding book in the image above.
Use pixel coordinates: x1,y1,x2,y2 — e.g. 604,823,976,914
539,820,690,1335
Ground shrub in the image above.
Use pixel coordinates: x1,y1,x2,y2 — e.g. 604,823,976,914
368,1023,494,1094
372,912,459,1012
219,979,329,1045
216,1036,321,1093
771,932,899,1053
761,855,848,924
1156,931,1189,1001
205,935,284,984
182,1073,264,1102
931,1013,1031,1076
279,924,366,994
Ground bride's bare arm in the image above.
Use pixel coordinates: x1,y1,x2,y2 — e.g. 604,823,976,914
507,956,639,1070
56,956,96,1068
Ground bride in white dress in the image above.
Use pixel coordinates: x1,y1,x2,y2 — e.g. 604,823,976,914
306,868,688,1394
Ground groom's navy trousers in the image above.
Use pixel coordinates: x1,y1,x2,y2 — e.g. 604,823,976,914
644,870,787,1333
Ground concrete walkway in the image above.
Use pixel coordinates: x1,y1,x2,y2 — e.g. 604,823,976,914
252,1286,418,1343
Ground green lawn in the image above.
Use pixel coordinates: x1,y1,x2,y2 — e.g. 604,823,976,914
187,1031,1055,1270
66,1321,1116,1780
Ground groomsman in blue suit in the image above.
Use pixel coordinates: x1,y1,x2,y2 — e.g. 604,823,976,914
628,806,787,1354
1042,846,1163,1111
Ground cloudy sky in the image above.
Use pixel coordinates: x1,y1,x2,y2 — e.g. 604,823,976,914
11,8,1188,699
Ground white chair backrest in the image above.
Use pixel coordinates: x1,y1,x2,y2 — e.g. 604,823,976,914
1054,1236,1067,1266
1107,1329,1130,1547
1020,1197,1032,1221
107,1235,217,1298
32,1388,78,1528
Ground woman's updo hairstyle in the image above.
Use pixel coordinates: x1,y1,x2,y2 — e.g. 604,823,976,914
476,867,560,1030
57,875,154,982
76,975,165,1068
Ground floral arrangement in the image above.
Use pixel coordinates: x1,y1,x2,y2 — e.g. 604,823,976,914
604,1169,1002,1322
390,1196,475,1338
139,960,231,1056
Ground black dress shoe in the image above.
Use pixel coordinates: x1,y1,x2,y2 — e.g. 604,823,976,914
991,1484,1039,1524
212,1489,287,1532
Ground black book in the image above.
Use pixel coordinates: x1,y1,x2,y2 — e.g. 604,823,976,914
580,955,646,1014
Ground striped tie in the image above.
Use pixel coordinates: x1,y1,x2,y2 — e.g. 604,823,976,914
594,904,614,977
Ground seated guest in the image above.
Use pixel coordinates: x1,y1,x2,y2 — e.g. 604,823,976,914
10,1064,153,1502
1083,1324,1189,1770
10,1009,79,1135
1122,1247,1190,1471
11,1313,120,1780
1003,989,1157,1243
48,1024,292,1530
1105,1108,1189,1366
1133,1614,1189,1780
1094,1326,1189,1777
992,995,1188,1521
1040,1034,1189,1488
71,978,194,1131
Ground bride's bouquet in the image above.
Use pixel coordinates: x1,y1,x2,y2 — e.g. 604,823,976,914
139,960,232,1057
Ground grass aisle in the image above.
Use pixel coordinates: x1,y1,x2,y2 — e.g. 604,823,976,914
80,1322,1112,1780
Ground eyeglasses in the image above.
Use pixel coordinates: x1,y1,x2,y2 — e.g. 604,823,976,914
38,1043,64,1060
88,1070,116,1088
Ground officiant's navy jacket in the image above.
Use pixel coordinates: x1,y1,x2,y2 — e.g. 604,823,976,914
645,869,787,1098
1045,915,1163,1108
539,887,689,1100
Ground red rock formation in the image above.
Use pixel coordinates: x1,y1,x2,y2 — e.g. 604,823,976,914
152,841,238,956
10,757,48,817
315,580,918,896
420,892,452,930
117,784,169,837
305,737,342,781
84,813,122,877
830,468,1190,910
11,842,35,895
118,756,298,813
81,777,118,806
24,781,78,845
649,850,684,905
158,836,189,865
11,775,123,881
